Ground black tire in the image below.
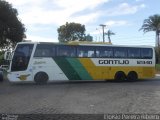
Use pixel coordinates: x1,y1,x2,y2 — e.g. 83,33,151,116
114,71,126,81
127,71,138,81
34,72,48,84
0,72,3,82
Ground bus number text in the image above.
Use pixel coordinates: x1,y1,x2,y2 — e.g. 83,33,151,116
137,61,152,64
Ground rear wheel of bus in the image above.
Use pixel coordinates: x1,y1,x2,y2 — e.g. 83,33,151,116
34,72,48,84
114,71,126,82
127,71,138,82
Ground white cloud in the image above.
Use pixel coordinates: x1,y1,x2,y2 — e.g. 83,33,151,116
28,26,52,32
7,0,110,42
7,0,46,6
68,12,101,24
8,1,145,27
19,10,101,26
19,9,67,25
105,20,128,27
106,3,146,16
7,0,109,26
54,0,110,11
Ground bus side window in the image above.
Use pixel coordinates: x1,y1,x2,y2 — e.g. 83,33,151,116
34,44,55,57
96,47,113,58
114,47,127,58
86,51,94,57
141,48,152,59
35,49,50,57
96,51,100,57
57,45,76,57
83,52,88,57
128,48,140,58
42,50,50,57
77,46,95,58
78,51,83,57
62,51,68,57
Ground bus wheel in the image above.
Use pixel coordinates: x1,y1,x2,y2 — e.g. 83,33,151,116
34,72,48,84
127,71,138,81
114,71,126,81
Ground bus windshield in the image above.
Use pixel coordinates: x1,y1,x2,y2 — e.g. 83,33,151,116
11,44,34,71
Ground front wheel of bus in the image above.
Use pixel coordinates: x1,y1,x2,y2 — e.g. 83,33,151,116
34,72,48,84
127,71,138,82
114,71,126,82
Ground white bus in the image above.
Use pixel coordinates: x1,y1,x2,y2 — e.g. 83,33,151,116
6,42,155,84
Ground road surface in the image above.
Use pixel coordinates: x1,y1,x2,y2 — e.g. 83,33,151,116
0,77,160,114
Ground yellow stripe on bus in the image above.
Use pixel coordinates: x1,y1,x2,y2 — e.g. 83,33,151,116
78,58,110,80
78,58,155,80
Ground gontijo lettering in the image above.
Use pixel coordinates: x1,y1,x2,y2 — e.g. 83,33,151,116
99,60,129,64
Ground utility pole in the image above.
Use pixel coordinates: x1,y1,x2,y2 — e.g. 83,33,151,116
99,24,106,43
158,29,160,47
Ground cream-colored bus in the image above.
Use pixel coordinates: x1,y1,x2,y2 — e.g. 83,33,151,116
6,42,155,84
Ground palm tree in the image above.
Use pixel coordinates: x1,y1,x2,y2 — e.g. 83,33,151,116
139,14,160,47
105,30,115,43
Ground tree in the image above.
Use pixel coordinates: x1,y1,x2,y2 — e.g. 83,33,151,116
105,30,115,43
139,14,160,47
0,0,25,49
57,22,86,42
85,34,93,42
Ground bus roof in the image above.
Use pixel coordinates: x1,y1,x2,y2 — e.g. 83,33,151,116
17,41,154,48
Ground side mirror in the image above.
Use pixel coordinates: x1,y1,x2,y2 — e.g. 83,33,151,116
4,51,12,61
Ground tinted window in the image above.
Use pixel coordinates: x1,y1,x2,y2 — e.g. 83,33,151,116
141,48,153,59
96,47,113,58
77,46,95,57
128,48,140,58
34,44,56,57
114,47,127,58
57,45,76,57
11,44,34,71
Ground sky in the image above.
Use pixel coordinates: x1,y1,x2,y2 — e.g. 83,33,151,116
6,0,160,46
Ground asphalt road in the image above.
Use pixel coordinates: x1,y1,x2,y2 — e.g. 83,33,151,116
0,77,160,114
